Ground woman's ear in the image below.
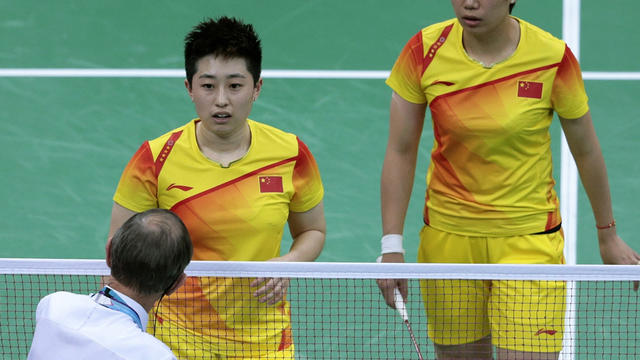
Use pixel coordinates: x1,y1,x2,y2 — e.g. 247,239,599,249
185,79,194,102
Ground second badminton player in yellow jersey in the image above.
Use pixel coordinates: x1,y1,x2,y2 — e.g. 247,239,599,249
377,1,639,359
108,17,325,359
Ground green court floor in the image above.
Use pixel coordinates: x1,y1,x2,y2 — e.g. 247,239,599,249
0,0,638,265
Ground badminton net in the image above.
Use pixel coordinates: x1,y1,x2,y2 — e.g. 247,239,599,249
1,259,639,359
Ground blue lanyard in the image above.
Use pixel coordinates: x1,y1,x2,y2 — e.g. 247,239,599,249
92,287,144,331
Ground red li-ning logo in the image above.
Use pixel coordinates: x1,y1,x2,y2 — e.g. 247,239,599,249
535,328,557,336
166,183,193,192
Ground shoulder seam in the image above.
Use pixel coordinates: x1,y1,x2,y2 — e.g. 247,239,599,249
154,130,183,177
421,23,454,76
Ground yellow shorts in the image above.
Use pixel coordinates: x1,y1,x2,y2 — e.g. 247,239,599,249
152,319,295,359
417,225,566,353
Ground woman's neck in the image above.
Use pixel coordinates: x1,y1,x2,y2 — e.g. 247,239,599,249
196,121,251,167
462,17,520,68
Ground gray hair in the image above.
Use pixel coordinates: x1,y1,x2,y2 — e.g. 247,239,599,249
109,209,193,295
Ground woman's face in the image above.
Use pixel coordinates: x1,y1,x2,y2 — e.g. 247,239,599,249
185,54,262,138
451,0,513,35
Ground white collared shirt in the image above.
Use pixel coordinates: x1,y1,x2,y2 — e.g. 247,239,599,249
28,290,176,360
96,287,149,332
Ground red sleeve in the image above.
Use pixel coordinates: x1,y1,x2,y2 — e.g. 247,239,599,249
290,138,324,212
112,142,159,212
551,44,589,119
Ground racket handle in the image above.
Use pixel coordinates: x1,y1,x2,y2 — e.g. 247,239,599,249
393,288,409,321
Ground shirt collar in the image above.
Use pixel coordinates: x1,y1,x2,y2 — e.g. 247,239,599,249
106,286,149,331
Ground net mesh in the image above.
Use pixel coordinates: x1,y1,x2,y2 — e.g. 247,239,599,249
1,259,639,359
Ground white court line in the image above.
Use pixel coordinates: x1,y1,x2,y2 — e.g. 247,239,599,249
0,68,389,79
0,68,639,80
583,71,640,80
561,1,580,358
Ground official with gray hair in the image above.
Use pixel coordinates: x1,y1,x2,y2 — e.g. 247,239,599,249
28,208,193,359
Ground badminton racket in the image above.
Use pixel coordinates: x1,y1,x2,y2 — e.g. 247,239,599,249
394,287,424,360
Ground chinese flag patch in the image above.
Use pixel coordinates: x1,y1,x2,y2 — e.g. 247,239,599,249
517,80,543,99
259,176,283,193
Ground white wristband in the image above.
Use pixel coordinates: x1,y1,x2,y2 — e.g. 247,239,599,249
381,234,405,255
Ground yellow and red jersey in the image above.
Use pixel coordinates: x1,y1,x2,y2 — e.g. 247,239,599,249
387,17,589,236
113,118,323,347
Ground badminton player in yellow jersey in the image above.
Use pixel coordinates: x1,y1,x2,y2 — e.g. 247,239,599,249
376,1,639,359
108,17,326,359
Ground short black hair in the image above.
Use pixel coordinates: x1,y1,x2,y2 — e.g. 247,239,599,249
184,16,262,87
509,2,515,14
109,209,193,296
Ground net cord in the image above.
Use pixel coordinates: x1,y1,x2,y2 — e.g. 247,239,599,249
1,258,639,281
